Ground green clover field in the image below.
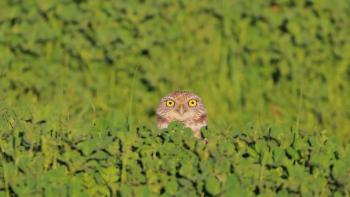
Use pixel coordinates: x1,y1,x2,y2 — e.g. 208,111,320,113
0,0,349,196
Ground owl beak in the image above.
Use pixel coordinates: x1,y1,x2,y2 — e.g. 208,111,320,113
177,104,186,115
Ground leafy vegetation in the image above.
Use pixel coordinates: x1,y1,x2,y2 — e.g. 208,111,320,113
0,0,349,196
1,120,349,196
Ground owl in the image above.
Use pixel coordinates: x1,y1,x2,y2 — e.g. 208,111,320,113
156,91,207,139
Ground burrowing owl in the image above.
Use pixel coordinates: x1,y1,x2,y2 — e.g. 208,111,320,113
156,91,207,139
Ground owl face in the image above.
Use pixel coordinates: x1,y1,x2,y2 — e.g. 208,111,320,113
156,91,207,130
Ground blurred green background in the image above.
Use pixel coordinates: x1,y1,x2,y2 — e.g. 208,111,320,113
1,0,350,196
1,0,349,141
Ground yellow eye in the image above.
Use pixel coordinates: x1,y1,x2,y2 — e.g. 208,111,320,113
188,99,197,107
166,100,175,107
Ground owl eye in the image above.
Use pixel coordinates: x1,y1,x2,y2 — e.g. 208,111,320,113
188,99,197,107
165,100,175,107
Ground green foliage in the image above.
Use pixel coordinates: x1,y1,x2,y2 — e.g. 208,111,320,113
0,121,349,196
0,0,350,196
0,0,349,138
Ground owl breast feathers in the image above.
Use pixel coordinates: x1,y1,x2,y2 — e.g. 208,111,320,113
156,91,207,139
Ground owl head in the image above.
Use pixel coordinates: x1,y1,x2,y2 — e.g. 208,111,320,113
156,91,207,124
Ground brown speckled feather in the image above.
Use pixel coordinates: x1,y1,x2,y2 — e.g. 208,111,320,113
156,91,208,139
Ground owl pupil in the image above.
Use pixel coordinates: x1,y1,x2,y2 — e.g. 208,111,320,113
166,101,174,106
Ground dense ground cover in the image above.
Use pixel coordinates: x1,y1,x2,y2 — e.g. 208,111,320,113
1,121,350,196
0,0,349,196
